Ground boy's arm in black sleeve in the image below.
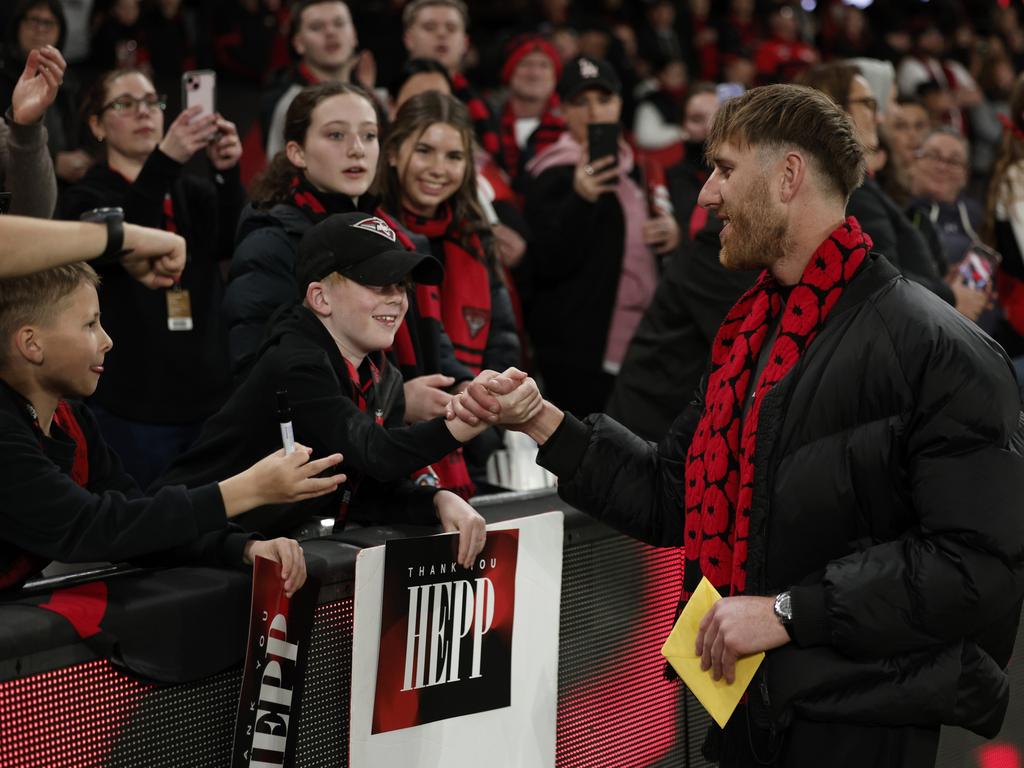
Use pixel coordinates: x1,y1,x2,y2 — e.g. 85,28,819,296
284,355,462,482
0,413,228,565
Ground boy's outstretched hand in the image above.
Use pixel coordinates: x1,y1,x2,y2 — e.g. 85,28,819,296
220,443,346,519
243,538,308,598
434,490,487,569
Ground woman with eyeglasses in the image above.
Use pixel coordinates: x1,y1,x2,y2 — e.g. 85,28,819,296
58,67,244,488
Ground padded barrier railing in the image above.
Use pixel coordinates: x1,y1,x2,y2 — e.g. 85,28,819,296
0,488,1019,767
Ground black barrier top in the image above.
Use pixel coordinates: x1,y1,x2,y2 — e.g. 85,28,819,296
0,489,593,685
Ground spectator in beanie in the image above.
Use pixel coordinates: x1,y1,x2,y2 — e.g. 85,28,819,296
495,34,565,189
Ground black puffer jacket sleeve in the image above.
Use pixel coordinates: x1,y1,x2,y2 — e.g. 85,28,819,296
224,224,299,380
788,310,1024,660
537,397,703,547
283,352,462,481
0,409,228,566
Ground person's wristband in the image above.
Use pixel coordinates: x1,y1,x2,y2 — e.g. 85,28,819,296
102,215,124,260
80,207,125,263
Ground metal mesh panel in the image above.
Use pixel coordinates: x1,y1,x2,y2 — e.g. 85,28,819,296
0,600,354,768
555,534,709,768
295,598,353,767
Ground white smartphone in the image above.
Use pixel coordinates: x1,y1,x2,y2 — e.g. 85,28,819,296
181,70,216,122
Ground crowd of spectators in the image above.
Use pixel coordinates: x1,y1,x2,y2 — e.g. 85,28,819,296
3,0,1024,572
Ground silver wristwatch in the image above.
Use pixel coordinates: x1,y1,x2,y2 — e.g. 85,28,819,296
773,590,793,625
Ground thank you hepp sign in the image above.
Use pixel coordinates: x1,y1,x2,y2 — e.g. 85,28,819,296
371,530,519,733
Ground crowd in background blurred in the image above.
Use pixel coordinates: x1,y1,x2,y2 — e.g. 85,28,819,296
3,0,1024,489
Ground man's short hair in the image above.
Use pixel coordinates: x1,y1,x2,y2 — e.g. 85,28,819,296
0,263,99,367
402,0,468,31
289,0,348,36
705,83,866,202
921,125,970,156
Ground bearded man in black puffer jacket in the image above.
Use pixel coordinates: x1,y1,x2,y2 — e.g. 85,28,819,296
452,84,1024,768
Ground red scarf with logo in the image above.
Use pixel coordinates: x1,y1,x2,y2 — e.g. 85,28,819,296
401,204,492,376
682,217,871,598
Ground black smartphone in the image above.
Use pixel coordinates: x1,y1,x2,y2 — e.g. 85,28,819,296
588,122,620,167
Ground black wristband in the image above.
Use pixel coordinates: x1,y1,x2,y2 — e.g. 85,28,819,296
80,207,125,264
102,214,124,261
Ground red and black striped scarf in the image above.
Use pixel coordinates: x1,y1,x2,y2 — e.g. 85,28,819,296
498,98,565,182
682,217,871,598
451,71,501,158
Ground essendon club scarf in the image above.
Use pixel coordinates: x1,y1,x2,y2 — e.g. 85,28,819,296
401,204,492,376
682,217,871,598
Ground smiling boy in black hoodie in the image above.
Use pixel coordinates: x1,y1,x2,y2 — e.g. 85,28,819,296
155,212,541,567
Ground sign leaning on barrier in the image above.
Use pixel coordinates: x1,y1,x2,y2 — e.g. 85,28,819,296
231,556,319,768
350,511,564,767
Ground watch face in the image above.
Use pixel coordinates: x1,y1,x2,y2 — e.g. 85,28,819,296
774,592,792,623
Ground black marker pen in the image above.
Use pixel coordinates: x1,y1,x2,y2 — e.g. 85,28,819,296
277,389,295,455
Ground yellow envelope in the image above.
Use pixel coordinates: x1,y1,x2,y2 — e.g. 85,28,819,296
660,576,764,729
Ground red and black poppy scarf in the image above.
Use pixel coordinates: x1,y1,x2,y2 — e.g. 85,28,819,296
682,216,871,598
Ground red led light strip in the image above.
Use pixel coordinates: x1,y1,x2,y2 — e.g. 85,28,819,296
0,659,152,768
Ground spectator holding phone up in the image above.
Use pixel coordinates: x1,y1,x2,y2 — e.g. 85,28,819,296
518,56,679,416
58,67,244,488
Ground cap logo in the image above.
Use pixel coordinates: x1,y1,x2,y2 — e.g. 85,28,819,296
352,216,397,243
579,58,599,79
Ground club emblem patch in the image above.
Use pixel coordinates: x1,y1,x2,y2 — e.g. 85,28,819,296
463,307,490,339
353,217,397,242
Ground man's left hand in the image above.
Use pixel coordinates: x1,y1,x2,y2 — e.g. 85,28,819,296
695,595,791,684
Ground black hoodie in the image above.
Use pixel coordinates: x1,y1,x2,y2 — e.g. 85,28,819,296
153,304,459,535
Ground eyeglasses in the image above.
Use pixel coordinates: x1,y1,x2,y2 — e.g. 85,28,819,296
847,96,879,114
22,15,58,31
916,150,967,170
100,94,167,115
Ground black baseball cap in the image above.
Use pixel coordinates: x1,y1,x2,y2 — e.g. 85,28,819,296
296,212,444,291
558,56,622,101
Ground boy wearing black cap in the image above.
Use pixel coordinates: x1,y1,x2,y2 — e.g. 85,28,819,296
156,213,540,566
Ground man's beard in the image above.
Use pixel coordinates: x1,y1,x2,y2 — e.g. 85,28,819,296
717,174,789,271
